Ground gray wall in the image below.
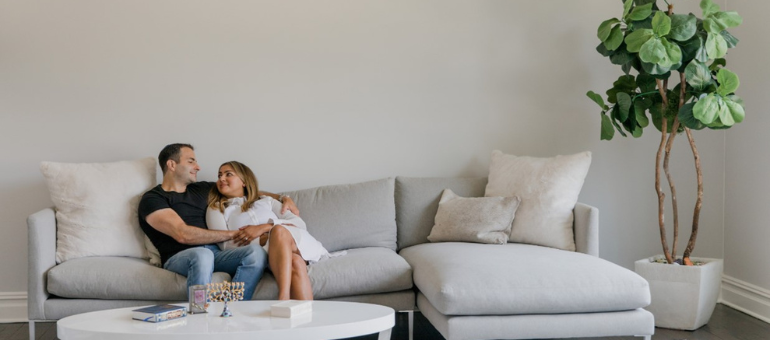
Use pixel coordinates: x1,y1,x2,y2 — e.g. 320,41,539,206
1,0,756,319
721,1,770,317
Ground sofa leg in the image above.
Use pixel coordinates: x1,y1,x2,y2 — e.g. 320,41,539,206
407,310,414,340
29,321,35,340
636,336,651,340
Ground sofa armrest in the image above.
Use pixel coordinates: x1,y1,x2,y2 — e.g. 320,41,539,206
28,208,56,320
574,203,599,257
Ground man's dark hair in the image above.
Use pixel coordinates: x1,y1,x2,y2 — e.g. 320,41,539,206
158,143,194,174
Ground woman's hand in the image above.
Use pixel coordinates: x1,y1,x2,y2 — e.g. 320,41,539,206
233,224,272,246
281,196,299,216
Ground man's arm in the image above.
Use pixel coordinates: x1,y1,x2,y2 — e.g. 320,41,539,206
258,191,299,215
146,208,235,245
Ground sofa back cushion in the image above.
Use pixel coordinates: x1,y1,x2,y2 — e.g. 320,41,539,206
395,177,487,250
282,178,397,252
40,158,156,263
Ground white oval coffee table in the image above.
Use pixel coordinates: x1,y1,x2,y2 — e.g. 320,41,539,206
57,300,394,340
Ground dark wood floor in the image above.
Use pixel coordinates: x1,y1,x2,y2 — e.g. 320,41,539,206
2,304,767,340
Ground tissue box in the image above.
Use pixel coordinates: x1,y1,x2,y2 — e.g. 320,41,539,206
271,300,312,318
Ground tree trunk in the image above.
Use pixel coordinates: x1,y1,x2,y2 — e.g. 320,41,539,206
655,79,674,264
682,127,703,262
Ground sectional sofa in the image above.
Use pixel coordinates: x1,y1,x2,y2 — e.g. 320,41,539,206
28,177,654,340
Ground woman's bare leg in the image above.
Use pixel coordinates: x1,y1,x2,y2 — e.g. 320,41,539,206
289,254,313,300
268,225,300,300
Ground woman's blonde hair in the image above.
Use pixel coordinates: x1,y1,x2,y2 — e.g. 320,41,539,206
208,161,260,213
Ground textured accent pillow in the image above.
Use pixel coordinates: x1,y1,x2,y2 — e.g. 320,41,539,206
485,150,591,251
427,189,520,244
40,158,157,263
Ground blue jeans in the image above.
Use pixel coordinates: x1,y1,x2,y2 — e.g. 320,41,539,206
164,244,267,300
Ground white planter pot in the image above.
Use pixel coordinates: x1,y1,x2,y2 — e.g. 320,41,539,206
634,256,723,330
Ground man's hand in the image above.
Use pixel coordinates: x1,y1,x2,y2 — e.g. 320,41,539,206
146,208,235,245
233,224,272,247
281,196,299,216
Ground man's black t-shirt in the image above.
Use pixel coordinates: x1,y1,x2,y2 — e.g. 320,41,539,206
138,182,216,265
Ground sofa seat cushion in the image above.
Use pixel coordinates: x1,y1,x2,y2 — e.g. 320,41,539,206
399,242,650,315
254,247,413,300
48,257,230,300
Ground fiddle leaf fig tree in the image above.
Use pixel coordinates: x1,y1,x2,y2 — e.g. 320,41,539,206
587,0,745,265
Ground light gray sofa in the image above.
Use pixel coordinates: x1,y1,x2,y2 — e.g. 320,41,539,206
28,177,654,340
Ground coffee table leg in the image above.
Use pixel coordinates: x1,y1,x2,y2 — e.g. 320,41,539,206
377,328,392,340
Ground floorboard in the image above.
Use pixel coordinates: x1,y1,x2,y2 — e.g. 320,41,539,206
0,303,767,340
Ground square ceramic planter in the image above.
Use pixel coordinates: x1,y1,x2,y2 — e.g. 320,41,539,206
634,256,723,330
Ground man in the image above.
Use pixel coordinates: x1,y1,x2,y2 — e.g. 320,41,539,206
138,143,298,299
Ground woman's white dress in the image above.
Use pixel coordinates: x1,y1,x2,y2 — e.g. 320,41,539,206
206,196,330,263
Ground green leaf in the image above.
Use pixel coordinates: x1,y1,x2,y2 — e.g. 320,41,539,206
604,25,624,51
610,106,628,137
623,0,634,19
625,29,654,52
652,11,671,37
693,35,709,62
721,30,739,48
630,3,654,21
727,94,744,107
724,97,745,123
717,97,735,126
641,61,672,75
717,68,739,96
606,75,637,104
685,60,712,91
636,74,657,92
587,91,608,110
598,18,621,42
669,14,697,41
660,38,682,67
678,102,706,130
634,101,650,127
610,47,635,65
709,58,726,71
702,18,723,34
617,92,632,121
596,42,613,57
678,35,702,65
601,113,615,140
706,32,728,59
701,0,720,17
712,11,743,29
639,37,666,64
693,93,719,124
614,75,637,91
622,61,633,75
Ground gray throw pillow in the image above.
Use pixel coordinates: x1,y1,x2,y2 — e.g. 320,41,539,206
427,189,520,244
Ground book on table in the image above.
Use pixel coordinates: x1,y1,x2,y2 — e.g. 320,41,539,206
132,304,187,323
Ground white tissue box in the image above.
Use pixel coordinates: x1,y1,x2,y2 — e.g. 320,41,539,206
271,300,312,318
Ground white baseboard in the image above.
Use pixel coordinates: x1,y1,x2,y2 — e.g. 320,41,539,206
721,275,770,324
0,292,28,323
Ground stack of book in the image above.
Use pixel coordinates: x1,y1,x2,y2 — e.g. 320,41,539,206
132,304,188,323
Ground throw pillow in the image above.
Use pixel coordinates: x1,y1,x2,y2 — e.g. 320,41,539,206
40,157,157,263
427,189,520,244
485,150,591,251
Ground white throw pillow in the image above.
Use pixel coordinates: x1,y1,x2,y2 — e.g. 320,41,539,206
485,150,591,251
40,158,157,263
428,189,520,244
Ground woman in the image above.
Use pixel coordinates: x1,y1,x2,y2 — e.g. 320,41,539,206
206,161,329,300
